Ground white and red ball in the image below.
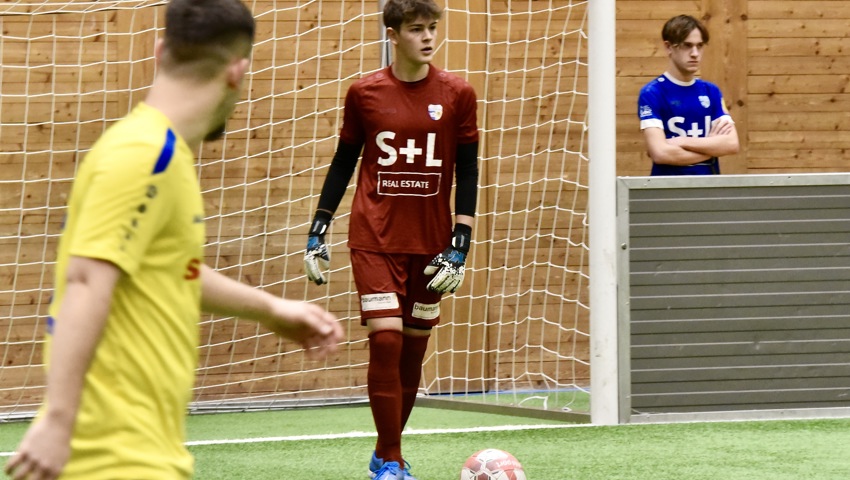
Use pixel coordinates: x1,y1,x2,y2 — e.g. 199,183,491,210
460,448,527,480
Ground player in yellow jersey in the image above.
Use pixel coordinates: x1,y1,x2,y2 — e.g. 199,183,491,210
4,1,343,479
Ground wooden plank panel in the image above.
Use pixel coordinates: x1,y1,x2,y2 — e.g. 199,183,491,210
746,149,849,170
748,19,850,38
749,1,850,19
751,110,850,130
616,2,706,20
0,366,45,390
749,38,850,57
749,130,850,149
749,56,850,75
748,93,850,112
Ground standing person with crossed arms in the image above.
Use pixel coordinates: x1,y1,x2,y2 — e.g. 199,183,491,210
303,1,479,479
4,1,342,479
638,14,739,176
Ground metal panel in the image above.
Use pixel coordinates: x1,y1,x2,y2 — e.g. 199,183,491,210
617,174,850,422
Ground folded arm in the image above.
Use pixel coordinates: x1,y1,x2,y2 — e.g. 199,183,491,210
668,117,740,158
643,117,739,166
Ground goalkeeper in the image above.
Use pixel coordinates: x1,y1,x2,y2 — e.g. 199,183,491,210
303,1,479,478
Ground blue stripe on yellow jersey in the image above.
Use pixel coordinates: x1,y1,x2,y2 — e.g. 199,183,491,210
152,128,177,174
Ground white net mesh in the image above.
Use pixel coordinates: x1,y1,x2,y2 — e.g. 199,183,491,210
0,0,589,419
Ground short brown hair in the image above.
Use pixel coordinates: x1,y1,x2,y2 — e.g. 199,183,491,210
383,0,442,31
662,14,709,46
160,0,255,79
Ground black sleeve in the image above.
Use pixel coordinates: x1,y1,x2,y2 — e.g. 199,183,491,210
316,140,363,215
454,141,479,217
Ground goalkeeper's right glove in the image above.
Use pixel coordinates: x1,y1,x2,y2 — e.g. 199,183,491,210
304,211,332,285
424,224,472,294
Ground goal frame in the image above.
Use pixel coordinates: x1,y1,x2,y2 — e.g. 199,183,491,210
587,0,619,425
0,0,606,422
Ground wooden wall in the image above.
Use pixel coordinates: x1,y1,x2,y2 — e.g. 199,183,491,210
0,1,589,412
617,0,850,176
2,0,847,413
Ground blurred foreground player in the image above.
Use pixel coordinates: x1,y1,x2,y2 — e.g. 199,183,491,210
5,1,342,479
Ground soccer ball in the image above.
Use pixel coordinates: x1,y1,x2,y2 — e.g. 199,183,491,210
460,448,527,480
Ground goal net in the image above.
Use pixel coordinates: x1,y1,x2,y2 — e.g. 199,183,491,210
0,0,589,419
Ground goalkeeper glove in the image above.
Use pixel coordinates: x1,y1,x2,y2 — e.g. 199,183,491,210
424,224,472,294
304,211,332,285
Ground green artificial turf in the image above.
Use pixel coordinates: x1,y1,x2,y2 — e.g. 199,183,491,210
4,405,850,479
186,411,850,479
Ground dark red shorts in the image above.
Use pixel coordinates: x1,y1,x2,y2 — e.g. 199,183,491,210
350,249,443,328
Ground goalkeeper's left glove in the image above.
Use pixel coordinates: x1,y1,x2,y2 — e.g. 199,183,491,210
304,212,332,285
424,224,472,294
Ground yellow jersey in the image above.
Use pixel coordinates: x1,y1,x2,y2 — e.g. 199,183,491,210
45,102,206,479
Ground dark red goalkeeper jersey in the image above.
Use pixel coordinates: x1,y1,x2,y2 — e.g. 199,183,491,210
339,65,479,255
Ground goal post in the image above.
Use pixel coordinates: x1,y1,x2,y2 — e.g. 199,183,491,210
588,0,619,426
0,0,598,421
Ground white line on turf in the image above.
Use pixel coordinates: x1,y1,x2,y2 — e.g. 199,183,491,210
0,423,584,456
185,423,583,446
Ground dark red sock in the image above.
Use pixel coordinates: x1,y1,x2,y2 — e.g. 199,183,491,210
368,329,404,464
400,334,430,429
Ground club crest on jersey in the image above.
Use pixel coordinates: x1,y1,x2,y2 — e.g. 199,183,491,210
699,95,710,108
428,104,443,120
